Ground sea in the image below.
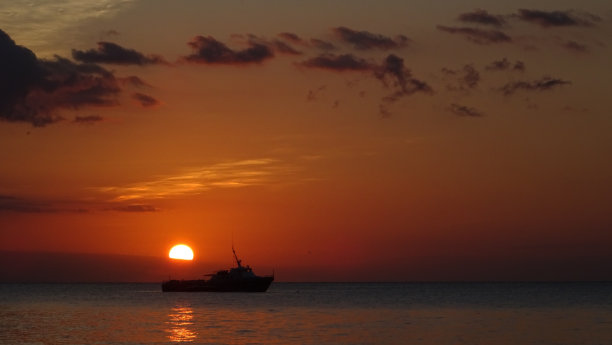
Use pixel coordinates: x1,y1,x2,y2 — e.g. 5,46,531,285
1,282,611,345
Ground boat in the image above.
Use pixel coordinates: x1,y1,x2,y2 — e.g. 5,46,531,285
161,247,274,292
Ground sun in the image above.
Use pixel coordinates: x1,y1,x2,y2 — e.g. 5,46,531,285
169,244,194,260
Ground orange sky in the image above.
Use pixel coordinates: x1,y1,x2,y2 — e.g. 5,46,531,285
1,1,611,281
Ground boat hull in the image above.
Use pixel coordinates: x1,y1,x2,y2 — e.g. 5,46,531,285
162,276,274,292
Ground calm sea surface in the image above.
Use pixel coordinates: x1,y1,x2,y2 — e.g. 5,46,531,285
1,282,611,345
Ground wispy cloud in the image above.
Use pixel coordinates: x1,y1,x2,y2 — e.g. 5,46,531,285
485,58,525,72
375,54,433,102
0,194,162,214
458,9,506,27
299,53,431,116
437,25,512,45
110,204,158,212
449,103,483,117
310,38,336,51
298,54,374,71
131,93,159,107
0,0,136,57
277,33,335,51
562,40,589,53
333,27,409,50
441,64,480,91
278,32,303,44
0,195,87,213
72,42,167,65
499,77,571,95
73,115,104,124
516,9,600,28
98,158,294,201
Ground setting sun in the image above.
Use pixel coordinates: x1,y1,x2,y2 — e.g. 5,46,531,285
169,244,194,260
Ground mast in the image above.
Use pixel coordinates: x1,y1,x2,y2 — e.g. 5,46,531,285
232,244,242,268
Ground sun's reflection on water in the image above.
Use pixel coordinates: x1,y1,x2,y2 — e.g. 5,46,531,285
166,304,197,342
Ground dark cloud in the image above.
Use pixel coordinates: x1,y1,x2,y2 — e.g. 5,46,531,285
499,77,571,95
458,9,506,27
300,53,431,109
72,42,167,65
516,9,600,28
449,103,483,117
0,195,87,213
441,64,480,90
310,38,336,51
333,27,408,50
0,195,55,213
0,29,49,126
462,64,480,89
111,204,157,212
563,40,588,53
2,49,121,125
0,29,141,127
132,93,159,107
299,54,374,71
437,25,512,44
300,53,431,117
37,56,121,108
183,35,274,64
73,115,104,124
485,58,525,72
375,54,432,102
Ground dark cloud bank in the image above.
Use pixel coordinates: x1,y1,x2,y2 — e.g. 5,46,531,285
0,29,157,127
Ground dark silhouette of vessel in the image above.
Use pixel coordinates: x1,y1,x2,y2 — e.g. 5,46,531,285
162,247,274,292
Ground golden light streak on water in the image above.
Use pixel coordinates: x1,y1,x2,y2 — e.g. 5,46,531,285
166,304,197,343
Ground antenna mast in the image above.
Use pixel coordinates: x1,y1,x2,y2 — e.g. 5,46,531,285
232,244,242,268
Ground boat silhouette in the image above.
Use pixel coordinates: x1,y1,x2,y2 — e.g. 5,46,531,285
162,246,274,292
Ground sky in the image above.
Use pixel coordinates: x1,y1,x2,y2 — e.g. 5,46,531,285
1,0,611,282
